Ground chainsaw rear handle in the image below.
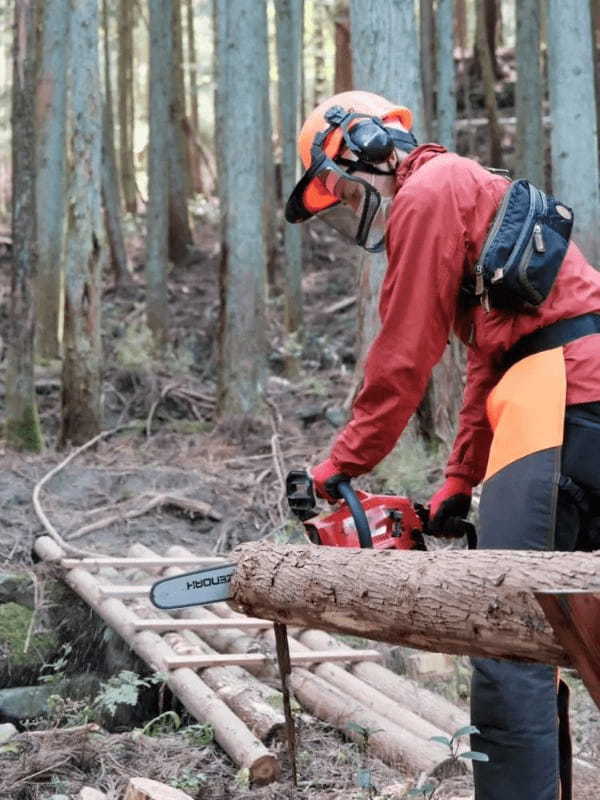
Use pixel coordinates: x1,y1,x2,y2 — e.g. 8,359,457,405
336,481,373,549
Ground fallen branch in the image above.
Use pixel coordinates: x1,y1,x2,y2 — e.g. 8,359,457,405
20,723,101,738
145,382,179,438
67,493,221,540
323,295,356,314
32,424,137,557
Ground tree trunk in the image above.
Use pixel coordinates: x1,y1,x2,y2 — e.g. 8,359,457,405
312,0,327,107
548,0,600,266
475,0,503,168
333,0,352,93
420,0,435,140
350,0,426,370
61,0,105,447
168,0,194,264
146,0,171,349
275,0,304,352
7,0,43,452
228,541,600,666
185,0,202,194
435,0,456,149
185,0,199,137
34,0,69,359
472,0,501,81
416,339,465,451
515,0,544,187
102,0,129,286
350,0,425,140
257,0,277,286
215,0,267,420
118,0,137,213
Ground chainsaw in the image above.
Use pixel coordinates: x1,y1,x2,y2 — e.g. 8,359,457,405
285,469,427,551
148,469,470,609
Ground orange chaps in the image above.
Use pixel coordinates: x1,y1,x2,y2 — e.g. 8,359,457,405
471,348,572,800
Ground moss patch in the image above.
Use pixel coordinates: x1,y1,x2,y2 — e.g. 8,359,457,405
0,602,57,668
4,404,43,452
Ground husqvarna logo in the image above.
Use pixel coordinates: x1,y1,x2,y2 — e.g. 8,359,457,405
186,574,232,591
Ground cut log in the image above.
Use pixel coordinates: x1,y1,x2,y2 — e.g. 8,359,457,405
288,666,440,772
261,627,451,744
78,789,107,800
34,536,279,785
228,542,600,665
297,628,469,734
124,777,194,800
127,543,286,742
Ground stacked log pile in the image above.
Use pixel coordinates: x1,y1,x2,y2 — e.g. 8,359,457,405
35,536,471,784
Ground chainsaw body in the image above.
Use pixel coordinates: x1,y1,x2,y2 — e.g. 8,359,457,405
286,470,426,551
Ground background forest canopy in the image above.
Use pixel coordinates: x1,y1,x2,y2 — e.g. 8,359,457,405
3,0,600,457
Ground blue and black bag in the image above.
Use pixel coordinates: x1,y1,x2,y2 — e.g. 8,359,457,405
471,179,574,311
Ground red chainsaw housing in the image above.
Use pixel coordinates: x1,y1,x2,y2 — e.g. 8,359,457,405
302,490,424,550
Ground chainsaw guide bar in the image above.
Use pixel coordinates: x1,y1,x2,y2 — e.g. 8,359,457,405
150,563,236,609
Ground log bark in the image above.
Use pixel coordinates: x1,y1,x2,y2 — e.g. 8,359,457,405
228,542,600,666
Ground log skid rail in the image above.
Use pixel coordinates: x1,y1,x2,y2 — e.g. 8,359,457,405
34,536,468,784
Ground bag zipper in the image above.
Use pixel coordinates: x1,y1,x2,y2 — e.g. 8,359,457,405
474,181,516,293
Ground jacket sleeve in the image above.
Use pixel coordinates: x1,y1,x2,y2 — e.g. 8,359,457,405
329,176,468,476
444,342,501,486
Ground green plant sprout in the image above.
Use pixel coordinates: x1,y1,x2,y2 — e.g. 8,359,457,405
38,642,73,685
406,725,489,799
141,710,181,736
346,722,383,798
180,722,215,746
429,724,489,763
169,767,207,793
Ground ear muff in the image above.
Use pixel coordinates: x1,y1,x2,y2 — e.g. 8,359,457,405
345,118,395,163
323,105,417,164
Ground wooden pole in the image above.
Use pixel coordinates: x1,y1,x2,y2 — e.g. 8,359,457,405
34,536,279,784
297,628,469,734
227,542,600,665
127,543,287,743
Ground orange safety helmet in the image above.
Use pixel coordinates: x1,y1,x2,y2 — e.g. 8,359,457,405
286,90,415,225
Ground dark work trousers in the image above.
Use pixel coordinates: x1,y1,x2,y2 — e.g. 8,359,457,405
471,401,600,800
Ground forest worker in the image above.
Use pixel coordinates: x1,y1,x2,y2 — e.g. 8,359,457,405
285,89,600,800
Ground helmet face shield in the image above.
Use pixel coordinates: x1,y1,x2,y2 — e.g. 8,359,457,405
286,152,387,253
285,101,417,253
317,166,387,252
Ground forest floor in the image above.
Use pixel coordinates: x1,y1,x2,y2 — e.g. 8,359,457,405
0,215,599,799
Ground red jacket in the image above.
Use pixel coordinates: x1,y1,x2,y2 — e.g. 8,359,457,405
329,145,600,486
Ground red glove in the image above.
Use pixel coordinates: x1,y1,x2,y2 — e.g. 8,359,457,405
428,477,473,536
311,458,350,504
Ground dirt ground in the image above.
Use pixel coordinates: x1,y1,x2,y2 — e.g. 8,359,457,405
0,218,599,799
